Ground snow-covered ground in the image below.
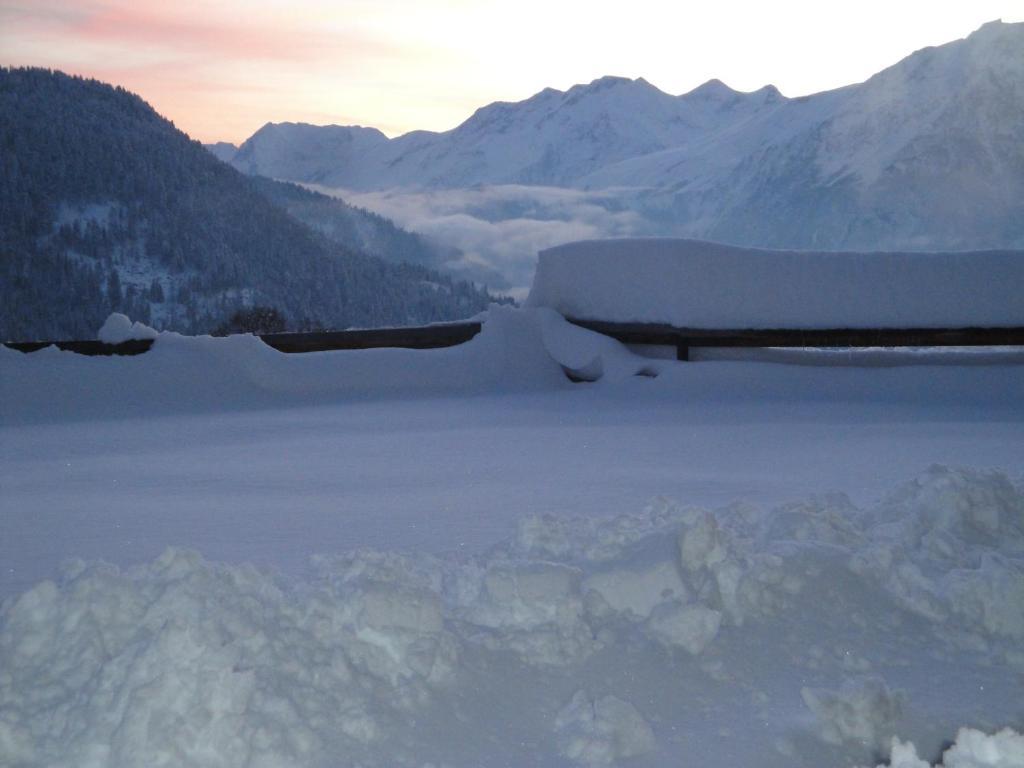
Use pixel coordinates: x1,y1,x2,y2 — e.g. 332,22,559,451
2,307,1023,767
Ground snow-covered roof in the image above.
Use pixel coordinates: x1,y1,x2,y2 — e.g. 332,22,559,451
527,238,1024,329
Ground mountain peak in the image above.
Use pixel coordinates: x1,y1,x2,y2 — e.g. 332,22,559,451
566,75,656,97
963,18,1024,59
556,76,663,110
754,84,785,102
584,75,637,89
969,18,1019,37
684,79,740,100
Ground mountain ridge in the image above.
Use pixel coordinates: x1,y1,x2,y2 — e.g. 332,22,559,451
228,71,787,189
221,19,1024,253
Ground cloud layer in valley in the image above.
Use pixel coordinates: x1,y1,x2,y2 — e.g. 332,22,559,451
316,185,652,298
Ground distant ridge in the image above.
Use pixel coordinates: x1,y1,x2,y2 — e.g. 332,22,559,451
204,141,238,162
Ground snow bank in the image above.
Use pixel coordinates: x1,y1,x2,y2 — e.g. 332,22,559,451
527,238,1024,329
2,306,574,423
3,467,1022,766
97,312,158,343
5,304,1023,426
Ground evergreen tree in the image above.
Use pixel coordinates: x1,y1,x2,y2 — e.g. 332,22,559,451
106,269,122,306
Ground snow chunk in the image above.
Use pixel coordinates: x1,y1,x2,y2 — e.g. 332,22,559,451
873,465,1024,553
515,497,687,563
675,509,795,626
451,561,598,666
679,510,729,571
97,313,159,343
867,728,1024,768
872,739,933,768
942,728,1024,768
852,467,1024,640
554,690,655,766
527,238,1024,329
802,676,906,753
645,601,722,654
582,559,688,620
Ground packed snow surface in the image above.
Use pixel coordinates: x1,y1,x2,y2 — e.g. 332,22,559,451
528,239,1024,329
2,306,1023,767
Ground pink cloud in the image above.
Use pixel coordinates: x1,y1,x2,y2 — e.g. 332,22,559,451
78,5,318,60
0,0,432,142
1,0,395,63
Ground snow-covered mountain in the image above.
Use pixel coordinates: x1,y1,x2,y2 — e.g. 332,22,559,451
607,19,1024,250
231,123,390,187
228,75,782,190
225,20,1024,252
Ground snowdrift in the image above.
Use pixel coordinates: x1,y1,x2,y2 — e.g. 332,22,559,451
4,306,1022,426
1,467,1022,767
527,239,1024,329
0,307,580,423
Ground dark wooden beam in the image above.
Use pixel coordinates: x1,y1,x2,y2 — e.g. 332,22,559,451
567,319,1024,350
258,323,482,353
3,339,155,356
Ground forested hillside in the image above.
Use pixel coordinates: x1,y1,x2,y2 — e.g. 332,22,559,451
249,177,459,271
0,68,497,341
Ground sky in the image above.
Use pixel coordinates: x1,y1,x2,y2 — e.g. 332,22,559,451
1,0,1022,144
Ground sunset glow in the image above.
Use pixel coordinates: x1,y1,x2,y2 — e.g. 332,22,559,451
2,0,1022,143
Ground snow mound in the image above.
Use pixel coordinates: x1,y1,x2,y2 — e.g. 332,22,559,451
866,728,1024,768
527,238,1024,329
97,312,159,343
0,548,455,767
